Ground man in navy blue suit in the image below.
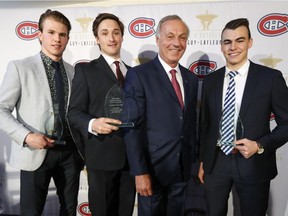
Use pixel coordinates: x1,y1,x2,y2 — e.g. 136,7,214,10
198,18,288,216
123,15,198,216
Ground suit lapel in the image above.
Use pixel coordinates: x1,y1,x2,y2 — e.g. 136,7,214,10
96,55,118,83
33,54,52,104
239,62,258,120
215,68,225,123
179,65,189,111
153,58,182,108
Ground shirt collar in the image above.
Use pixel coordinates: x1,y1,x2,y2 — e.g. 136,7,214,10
40,51,63,67
101,52,121,66
158,54,180,73
225,59,250,77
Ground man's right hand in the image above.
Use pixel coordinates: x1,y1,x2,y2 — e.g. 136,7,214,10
24,132,55,149
92,117,121,134
135,174,153,197
198,162,205,184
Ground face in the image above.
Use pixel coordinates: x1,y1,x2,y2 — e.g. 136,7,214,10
221,26,253,70
156,19,188,68
38,18,69,62
96,19,123,59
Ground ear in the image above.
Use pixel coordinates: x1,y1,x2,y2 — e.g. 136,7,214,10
38,31,43,43
248,38,253,49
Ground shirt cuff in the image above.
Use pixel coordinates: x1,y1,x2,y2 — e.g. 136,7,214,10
88,118,98,136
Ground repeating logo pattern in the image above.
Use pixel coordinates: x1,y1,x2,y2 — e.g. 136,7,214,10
78,202,91,216
257,13,288,37
128,17,155,38
189,60,217,79
15,21,39,40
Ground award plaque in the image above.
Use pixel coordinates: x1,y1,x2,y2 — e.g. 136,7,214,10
42,104,66,145
105,83,135,127
217,110,244,147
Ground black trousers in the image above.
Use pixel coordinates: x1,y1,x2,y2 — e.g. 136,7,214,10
20,145,83,216
203,149,270,216
87,165,136,216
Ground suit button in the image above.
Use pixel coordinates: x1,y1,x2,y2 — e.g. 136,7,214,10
179,116,183,120
177,153,180,157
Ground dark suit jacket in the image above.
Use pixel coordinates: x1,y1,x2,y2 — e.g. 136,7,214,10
199,61,288,183
123,56,198,186
68,55,129,171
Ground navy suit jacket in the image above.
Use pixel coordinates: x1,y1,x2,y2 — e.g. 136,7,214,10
123,56,198,186
68,55,129,171
199,61,288,183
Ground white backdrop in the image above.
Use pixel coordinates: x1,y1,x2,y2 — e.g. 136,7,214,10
0,2,287,215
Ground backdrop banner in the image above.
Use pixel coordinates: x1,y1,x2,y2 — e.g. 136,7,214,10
0,2,287,216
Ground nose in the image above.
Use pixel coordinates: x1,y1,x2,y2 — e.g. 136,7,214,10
108,33,115,41
230,41,237,50
54,35,60,42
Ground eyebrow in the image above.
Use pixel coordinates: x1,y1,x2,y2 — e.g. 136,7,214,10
223,36,246,43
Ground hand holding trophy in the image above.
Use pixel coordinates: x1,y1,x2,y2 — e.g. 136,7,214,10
43,103,66,145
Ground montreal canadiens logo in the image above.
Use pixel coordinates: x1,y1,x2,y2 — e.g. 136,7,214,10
129,17,155,38
16,21,39,40
189,60,217,79
78,202,91,216
73,59,90,66
257,13,288,37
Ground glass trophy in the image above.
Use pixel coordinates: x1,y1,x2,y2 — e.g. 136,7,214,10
42,104,66,145
104,83,135,128
217,106,244,147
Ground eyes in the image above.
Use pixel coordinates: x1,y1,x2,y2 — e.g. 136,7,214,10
47,30,68,38
100,30,121,37
165,34,187,41
222,38,246,45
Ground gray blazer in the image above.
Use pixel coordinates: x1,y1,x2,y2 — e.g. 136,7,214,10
0,53,74,171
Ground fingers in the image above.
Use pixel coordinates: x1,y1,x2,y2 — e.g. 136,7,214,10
92,118,121,134
234,139,258,158
135,174,153,197
24,132,54,149
198,162,205,184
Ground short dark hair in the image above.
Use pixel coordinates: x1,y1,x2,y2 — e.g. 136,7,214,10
221,18,251,39
38,9,71,35
92,13,124,38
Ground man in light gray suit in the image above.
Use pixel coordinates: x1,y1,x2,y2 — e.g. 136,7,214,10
0,9,83,216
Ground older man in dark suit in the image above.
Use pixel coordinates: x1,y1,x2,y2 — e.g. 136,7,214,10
122,15,198,216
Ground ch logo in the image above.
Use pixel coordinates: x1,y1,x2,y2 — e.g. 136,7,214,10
129,17,155,38
257,13,288,37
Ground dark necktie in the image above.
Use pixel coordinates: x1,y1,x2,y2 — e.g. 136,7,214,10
220,71,238,155
170,69,184,109
114,61,125,86
52,61,65,121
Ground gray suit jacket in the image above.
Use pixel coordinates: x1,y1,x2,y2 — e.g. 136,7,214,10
0,53,74,171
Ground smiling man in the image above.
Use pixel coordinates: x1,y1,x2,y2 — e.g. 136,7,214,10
68,13,135,216
122,15,198,216
198,18,288,216
0,9,83,216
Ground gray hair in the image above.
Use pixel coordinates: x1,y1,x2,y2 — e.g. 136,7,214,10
155,15,190,38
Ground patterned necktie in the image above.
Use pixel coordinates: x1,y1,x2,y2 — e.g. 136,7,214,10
114,61,125,86
52,61,65,121
170,69,184,109
220,71,238,155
